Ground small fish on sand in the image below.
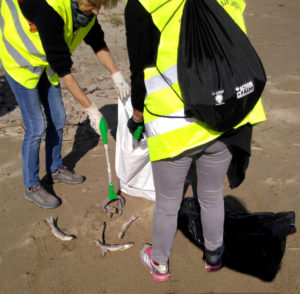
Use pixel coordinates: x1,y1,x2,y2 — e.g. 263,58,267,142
94,222,134,256
45,216,76,241
106,206,118,218
93,240,134,256
118,215,138,239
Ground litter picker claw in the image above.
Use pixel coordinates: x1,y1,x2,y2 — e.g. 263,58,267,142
99,117,125,215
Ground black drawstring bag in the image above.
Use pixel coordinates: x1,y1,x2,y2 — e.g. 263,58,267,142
178,197,296,281
177,0,266,132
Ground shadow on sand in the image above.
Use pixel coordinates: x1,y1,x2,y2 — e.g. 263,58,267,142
180,161,296,282
40,103,118,197
0,74,18,117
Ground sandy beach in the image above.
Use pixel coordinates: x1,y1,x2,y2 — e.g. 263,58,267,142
0,0,300,293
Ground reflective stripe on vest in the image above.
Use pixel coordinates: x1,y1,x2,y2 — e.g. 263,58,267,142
138,0,266,162
0,16,43,76
6,0,45,59
145,109,195,137
144,60,265,139
0,0,94,88
145,99,265,139
145,64,178,96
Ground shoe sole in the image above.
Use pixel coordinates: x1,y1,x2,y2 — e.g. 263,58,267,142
24,193,60,209
205,262,222,272
52,178,85,185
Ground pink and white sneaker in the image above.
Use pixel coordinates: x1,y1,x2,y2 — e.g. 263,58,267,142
140,244,170,282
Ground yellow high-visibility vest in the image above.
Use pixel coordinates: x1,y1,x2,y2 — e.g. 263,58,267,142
137,0,266,162
0,0,95,88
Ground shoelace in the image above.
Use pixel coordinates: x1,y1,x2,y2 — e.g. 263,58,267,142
143,250,151,265
56,166,73,175
28,184,40,192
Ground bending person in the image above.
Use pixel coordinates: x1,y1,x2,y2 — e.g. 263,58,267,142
0,0,130,209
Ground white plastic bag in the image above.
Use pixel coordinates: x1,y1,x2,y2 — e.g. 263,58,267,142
115,97,155,201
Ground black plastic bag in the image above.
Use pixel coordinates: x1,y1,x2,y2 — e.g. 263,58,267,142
178,197,296,281
178,0,266,132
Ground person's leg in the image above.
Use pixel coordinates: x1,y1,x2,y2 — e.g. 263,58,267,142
38,73,84,184
4,72,45,187
151,156,193,264
4,71,60,208
195,141,232,269
140,156,192,281
144,157,191,260
38,73,65,173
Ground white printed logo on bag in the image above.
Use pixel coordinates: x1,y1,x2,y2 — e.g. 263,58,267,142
213,90,225,105
235,81,254,99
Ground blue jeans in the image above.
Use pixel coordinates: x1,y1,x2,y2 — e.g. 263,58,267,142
5,71,66,187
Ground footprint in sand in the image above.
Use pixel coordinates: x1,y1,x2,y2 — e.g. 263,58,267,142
265,177,296,186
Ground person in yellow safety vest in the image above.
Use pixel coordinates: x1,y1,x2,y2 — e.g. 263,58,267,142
0,0,130,209
125,0,266,281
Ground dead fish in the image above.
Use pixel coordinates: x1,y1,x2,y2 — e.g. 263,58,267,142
105,206,118,218
94,222,134,256
118,215,138,239
93,240,134,256
45,216,76,241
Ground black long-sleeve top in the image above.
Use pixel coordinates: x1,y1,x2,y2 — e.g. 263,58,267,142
20,0,107,77
125,0,254,189
125,0,160,112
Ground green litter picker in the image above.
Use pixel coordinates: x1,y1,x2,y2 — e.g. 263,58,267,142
99,117,125,215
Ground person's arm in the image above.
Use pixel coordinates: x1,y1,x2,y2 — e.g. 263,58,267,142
85,19,130,99
60,74,92,108
20,0,73,77
21,0,103,101
125,0,160,113
84,19,118,74
124,0,160,132
95,47,118,74
96,47,131,100
60,73,102,135
84,19,118,73
21,0,102,134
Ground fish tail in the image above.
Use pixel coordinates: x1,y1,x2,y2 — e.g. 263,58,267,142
45,217,53,225
101,247,108,257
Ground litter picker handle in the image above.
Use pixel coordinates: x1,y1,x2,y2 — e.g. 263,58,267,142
100,117,108,144
133,125,144,141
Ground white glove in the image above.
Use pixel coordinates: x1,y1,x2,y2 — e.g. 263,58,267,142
83,103,102,135
111,71,130,100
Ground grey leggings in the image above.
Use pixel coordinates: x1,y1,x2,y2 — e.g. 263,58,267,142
151,141,232,264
